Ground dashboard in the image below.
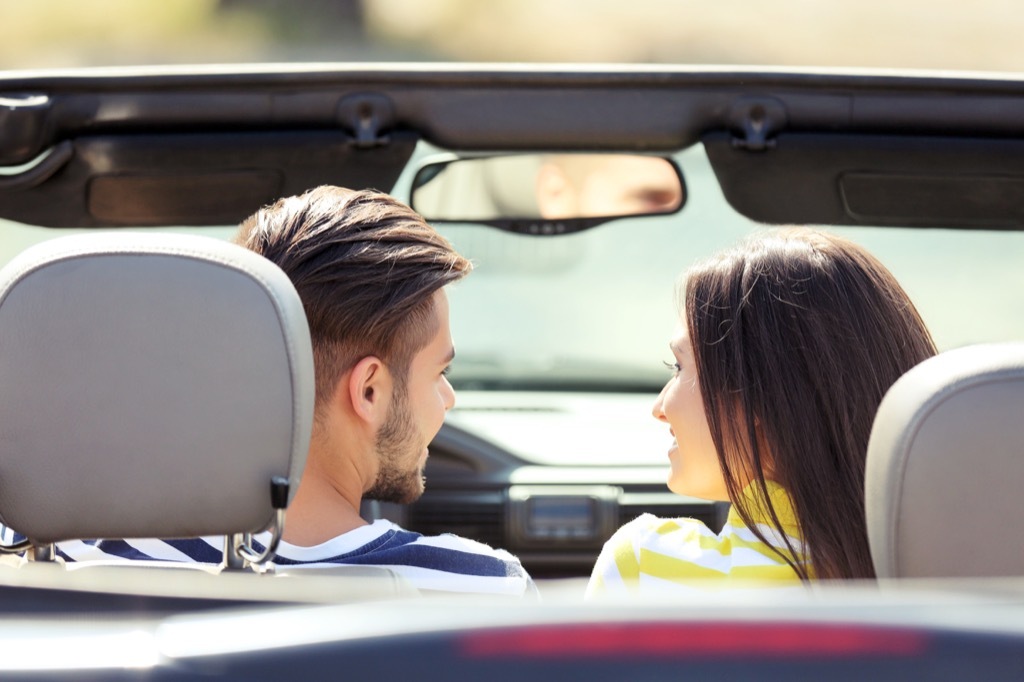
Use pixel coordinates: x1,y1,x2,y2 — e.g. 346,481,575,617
381,391,729,578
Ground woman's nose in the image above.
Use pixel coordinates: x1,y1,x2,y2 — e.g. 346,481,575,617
652,385,669,422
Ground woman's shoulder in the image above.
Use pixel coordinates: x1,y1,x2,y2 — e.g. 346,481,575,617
607,512,719,549
587,512,744,598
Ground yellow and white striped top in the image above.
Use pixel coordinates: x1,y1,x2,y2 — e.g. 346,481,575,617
586,482,810,598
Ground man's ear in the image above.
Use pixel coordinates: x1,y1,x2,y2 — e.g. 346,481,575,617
535,162,576,219
345,355,391,426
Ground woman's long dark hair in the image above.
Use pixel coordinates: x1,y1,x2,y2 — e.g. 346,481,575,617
684,228,936,580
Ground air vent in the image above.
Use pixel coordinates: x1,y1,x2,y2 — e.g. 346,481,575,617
406,492,505,549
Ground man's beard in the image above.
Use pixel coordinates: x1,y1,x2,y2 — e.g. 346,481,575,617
365,381,425,504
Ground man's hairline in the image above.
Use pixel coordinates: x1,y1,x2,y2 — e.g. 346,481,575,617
322,285,446,388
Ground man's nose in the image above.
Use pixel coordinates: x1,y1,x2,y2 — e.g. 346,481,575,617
442,376,456,411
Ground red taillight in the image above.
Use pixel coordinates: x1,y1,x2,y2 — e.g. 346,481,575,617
460,622,928,659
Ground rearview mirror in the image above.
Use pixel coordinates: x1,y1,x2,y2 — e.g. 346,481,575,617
410,153,685,235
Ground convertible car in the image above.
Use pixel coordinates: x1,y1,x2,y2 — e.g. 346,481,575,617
1,63,1023,679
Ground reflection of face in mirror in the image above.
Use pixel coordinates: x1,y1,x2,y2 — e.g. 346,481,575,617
535,155,683,220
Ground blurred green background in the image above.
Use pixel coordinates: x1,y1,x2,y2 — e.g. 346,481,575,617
4,0,1024,71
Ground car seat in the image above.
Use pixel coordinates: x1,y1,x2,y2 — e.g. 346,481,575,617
865,343,1024,578
0,232,313,568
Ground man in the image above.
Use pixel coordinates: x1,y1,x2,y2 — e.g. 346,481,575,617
59,186,534,597
535,154,682,220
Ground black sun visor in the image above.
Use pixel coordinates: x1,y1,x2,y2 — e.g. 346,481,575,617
705,131,1024,230
0,130,418,227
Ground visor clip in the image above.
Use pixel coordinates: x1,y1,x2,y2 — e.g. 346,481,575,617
338,93,394,149
729,97,787,152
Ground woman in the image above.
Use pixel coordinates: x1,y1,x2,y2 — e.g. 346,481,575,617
587,228,936,596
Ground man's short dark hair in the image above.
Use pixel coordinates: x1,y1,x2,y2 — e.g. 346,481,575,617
235,186,472,414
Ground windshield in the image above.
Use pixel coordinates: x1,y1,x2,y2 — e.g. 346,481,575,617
411,143,1024,391
5,141,1024,393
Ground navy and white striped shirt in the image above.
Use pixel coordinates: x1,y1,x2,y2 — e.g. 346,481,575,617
51,520,535,597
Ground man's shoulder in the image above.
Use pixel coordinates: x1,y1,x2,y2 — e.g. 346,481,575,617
58,537,223,563
275,522,535,597
391,525,518,558
281,521,528,576
399,528,528,572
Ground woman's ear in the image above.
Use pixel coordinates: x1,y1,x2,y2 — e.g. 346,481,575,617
751,416,778,480
345,355,391,427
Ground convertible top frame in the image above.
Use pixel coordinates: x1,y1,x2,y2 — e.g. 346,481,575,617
3,64,1024,228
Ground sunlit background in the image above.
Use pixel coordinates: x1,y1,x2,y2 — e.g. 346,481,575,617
4,0,1024,362
4,0,1024,71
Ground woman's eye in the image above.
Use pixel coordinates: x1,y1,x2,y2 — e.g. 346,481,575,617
663,360,681,374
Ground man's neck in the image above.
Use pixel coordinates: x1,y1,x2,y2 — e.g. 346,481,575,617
280,457,369,547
